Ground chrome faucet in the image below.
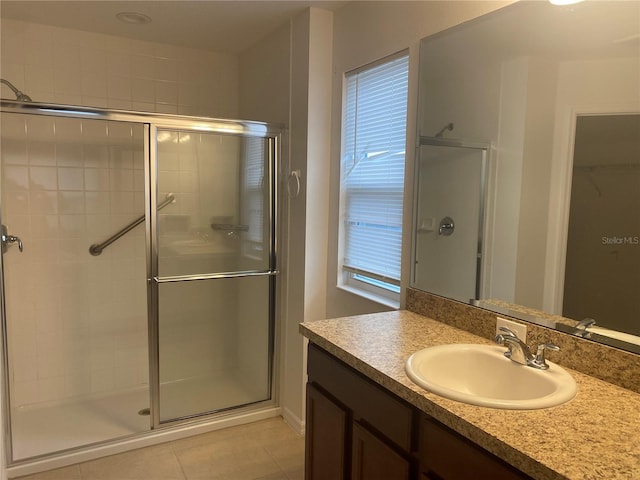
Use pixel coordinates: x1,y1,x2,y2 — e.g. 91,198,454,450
495,327,559,370
573,318,596,338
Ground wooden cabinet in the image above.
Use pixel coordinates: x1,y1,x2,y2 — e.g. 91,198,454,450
305,383,348,479
306,343,413,480
306,343,533,480
418,416,532,480
352,421,411,480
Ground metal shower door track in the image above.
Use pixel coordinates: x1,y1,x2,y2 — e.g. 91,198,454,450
0,100,281,137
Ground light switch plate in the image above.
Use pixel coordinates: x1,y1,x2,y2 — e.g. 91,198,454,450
496,317,527,342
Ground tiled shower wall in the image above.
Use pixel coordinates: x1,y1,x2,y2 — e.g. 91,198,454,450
0,18,241,407
0,19,239,116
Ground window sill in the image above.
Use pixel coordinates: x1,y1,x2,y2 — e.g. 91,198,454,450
337,284,400,310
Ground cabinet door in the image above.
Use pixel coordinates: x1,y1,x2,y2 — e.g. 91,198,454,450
305,383,348,480
307,344,413,451
352,421,411,480
419,416,532,480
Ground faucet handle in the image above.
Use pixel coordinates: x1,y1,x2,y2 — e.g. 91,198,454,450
533,343,560,370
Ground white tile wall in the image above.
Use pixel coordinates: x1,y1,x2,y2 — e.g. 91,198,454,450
1,18,239,117
0,18,241,408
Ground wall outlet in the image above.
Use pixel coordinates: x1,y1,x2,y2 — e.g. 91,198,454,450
496,317,527,342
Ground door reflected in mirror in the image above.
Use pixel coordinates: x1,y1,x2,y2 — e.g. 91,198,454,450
563,114,640,337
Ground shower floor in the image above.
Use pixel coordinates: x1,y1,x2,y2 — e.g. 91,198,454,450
12,387,150,461
11,372,266,461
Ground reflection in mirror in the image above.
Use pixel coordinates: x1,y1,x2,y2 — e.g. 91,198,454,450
563,114,640,337
413,1,640,353
412,138,488,303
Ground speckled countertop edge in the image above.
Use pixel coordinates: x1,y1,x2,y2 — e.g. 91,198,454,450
300,311,640,480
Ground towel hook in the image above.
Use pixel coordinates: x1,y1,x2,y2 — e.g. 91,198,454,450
288,169,301,198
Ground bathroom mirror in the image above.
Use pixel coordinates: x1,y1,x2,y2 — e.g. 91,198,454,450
413,1,640,353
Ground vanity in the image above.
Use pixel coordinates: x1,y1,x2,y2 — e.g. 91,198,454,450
300,306,640,480
305,341,531,480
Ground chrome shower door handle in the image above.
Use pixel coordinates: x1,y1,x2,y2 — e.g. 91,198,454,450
1,225,23,253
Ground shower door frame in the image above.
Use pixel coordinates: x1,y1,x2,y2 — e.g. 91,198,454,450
411,135,490,302
147,122,280,428
0,100,281,462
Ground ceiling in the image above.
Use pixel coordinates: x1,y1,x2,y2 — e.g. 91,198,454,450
0,1,347,54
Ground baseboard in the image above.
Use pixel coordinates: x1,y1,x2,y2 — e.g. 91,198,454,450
282,406,305,436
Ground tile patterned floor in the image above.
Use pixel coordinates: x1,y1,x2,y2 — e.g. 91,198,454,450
16,417,305,480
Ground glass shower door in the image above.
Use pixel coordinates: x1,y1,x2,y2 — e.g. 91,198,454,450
152,127,275,423
0,112,150,460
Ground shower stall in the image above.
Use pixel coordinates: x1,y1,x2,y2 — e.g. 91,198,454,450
0,100,280,468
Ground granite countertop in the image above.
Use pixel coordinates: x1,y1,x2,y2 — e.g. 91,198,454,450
300,310,640,480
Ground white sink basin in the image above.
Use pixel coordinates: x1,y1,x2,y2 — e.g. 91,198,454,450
405,344,577,410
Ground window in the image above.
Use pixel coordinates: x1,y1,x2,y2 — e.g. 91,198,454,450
339,51,409,305
242,136,268,262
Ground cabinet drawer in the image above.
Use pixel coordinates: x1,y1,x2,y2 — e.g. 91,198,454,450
307,343,413,451
419,416,533,480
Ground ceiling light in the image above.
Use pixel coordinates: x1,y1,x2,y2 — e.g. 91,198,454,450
116,12,152,25
549,0,584,5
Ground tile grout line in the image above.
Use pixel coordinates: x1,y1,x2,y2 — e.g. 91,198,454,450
260,445,287,479
174,450,190,480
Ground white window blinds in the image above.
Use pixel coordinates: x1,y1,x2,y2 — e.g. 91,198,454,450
243,137,265,246
341,52,408,288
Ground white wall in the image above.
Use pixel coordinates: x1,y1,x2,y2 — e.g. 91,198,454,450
513,58,557,308
278,7,334,433
239,22,290,125
488,56,559,306
489,56,527,302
